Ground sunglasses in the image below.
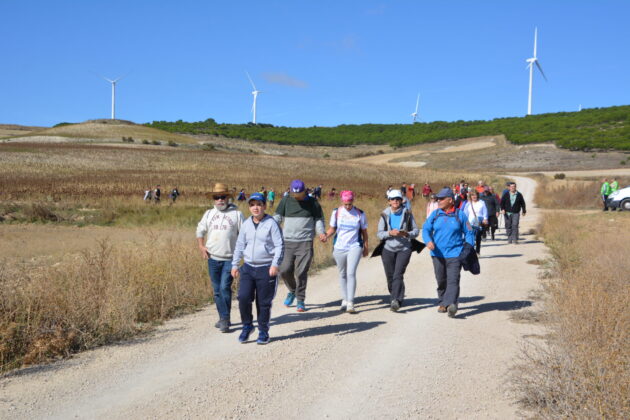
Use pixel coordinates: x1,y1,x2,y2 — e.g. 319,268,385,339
213,195,228,200
388,197,403,201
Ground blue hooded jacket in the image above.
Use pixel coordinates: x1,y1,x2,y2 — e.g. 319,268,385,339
422,208,475,258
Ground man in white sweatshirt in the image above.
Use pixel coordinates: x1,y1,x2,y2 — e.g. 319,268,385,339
196,183,245,333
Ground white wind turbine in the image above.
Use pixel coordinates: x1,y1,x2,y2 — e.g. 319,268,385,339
245,71,261,124
411,93,420,122
101,75,124,120
525,27,547,115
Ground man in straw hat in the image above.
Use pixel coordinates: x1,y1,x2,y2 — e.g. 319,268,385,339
274,179,327,312
196,182,245,333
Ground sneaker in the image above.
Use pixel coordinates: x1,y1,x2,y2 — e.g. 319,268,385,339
218,319,230,333
346,303,357,314
296,300,306,312
390,300,400,312
447,304,458,318
340,300,347,312
256,331,270,345
238,325,255,343
437,306,447,313
284,292,295,307
215,318,230,329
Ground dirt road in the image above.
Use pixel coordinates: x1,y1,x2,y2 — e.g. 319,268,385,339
0,177,545,419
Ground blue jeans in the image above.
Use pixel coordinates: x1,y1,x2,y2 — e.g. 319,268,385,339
208,258,233,320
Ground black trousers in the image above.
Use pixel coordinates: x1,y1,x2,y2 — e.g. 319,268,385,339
431,256,462,307
380,248,412,303
474,228,483,254
237,264,277,333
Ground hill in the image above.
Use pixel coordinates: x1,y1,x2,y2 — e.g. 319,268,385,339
146,105,630,151
6,119,199,145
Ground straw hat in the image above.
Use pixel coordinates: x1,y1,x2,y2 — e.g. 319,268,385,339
206,182,234,198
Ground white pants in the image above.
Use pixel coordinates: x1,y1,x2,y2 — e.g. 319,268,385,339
333,246,363,303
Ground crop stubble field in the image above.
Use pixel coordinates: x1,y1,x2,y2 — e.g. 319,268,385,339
0,142,494,371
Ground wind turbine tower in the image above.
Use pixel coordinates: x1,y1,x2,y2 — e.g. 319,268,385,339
411,93,420,122
525,27,547,115
246,71,261,124
102,76,123,120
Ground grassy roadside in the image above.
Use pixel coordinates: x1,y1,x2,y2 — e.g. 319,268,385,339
533,174,630,209
0,236,210,372
514,212,629,418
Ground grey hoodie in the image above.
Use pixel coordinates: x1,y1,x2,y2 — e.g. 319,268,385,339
232,214,284,268
376,207,420,253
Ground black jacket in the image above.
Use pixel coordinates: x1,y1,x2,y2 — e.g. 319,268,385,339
459,242,480,275
500,191,526,214
480,194,500,215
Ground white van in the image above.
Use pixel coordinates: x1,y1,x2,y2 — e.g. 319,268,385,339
607,186,630,211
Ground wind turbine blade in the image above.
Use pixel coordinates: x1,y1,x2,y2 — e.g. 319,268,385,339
415,94,420,113
533,27,538,58
535,61,547,81
245,71,257,90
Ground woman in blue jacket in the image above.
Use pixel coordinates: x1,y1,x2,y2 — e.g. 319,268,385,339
422,187,475,318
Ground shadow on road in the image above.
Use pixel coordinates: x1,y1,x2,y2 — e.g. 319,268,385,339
479,254,523,259
271,321,386,342
456,300,532,319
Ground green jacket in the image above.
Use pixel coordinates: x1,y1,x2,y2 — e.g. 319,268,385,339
610,181,619,192
600,182,612,195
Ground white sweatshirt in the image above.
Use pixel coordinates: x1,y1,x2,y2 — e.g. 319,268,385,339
196,204,245,261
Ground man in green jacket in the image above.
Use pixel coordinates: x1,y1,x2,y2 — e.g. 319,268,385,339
274,179,327,312
601,178,612,211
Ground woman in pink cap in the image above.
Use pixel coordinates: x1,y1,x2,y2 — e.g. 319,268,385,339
325,190,369,313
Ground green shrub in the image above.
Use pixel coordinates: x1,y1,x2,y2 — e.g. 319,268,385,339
554,173,566,180
141,139,150,145
167,141,178,147
151,140,161,145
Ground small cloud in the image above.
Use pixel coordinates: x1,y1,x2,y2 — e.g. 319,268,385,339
262,72,308,89
295,35,360,54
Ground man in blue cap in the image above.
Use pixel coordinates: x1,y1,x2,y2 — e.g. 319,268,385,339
274,179,327,312
422,187,475,317
231,192,284,344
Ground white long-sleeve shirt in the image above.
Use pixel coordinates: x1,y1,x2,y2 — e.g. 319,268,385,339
463,200,488,227
196,204,244,261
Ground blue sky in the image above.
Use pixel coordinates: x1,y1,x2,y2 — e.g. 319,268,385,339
1,1,628,127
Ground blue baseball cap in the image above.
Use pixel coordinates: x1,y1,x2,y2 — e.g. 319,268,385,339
248,192,266,204
290,179,306,193
435,187,454,199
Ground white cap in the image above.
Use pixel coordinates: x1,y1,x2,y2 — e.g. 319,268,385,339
387,189,403,199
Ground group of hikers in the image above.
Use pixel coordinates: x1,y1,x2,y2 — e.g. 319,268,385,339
143,185,180,204
196,178,527,345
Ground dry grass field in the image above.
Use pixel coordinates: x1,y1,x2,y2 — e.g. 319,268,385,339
0,142,496,371
533,174,630,209
514,212,630,418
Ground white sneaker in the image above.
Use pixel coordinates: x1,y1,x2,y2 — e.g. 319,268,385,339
340,300,347,311
346,303,357,314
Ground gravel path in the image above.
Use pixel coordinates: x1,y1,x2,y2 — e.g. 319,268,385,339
0,177,545,420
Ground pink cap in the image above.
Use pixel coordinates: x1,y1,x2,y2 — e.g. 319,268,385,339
340,190,354,203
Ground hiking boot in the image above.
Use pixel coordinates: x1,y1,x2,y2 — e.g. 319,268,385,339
390,300,400,312
256,331,270,345
214,320,221,328
447,304,458,318
296,300,306,312
238,325,255,343
437,306,447,313
284,292,296,307
218,319,230,333
346,303,357,314
340,300,347,312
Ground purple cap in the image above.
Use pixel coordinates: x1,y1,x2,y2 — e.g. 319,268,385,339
290,179,305,193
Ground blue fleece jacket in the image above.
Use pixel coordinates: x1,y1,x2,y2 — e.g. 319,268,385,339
422,208,475,258
232,214,284,268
